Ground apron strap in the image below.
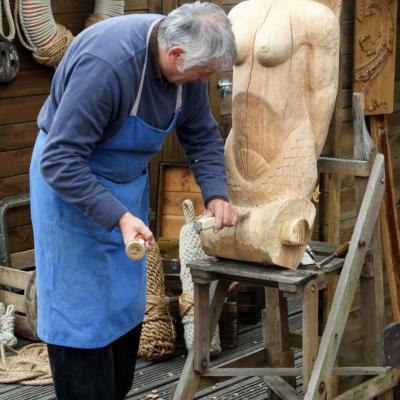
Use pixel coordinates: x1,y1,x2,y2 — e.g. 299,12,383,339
131,19,160,116
131,20,183,116
175,84,182,111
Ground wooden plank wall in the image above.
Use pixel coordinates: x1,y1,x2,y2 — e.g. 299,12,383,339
1,0,399,259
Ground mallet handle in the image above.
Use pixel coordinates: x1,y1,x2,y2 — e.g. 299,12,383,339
125,237,146,260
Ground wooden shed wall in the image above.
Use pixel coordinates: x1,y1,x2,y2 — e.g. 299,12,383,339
0,1,399,257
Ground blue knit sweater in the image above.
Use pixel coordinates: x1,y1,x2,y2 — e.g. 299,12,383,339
37,14,228,231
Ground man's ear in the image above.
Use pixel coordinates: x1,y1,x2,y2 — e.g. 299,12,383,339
167,46,185,66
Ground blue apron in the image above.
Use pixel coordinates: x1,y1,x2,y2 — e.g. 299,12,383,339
30,20,182,348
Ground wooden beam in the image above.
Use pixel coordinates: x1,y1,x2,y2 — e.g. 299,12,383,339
202,366,390,377
203,367,302,377
317,158,370,177
262,376,303,400
334,368,400,400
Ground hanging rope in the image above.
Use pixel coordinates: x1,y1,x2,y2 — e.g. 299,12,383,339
0,343,52,385
14,0,73,67
138,241,176,360
14,1,124,67
179,199,221,355
85,0,124,27
0,0,15,41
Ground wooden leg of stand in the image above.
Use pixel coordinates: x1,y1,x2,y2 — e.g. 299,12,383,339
193,281,210,372
263,287,295,399
302,280,319,393
325,275,339,400
172,279,230,400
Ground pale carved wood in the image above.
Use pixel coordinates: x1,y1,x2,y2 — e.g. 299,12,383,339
200,0,340,268
353,0,398,115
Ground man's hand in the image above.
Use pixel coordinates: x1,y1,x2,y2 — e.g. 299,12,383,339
118,212,154,251
203,198,238,233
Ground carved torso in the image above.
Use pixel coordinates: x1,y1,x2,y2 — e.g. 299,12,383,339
226,0,338,206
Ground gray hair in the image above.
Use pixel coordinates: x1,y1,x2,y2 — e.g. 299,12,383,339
158,1,237,71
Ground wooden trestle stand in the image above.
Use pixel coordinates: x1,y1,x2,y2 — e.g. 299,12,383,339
171,95,398,400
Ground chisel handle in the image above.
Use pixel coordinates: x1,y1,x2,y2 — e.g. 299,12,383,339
125,237,146,260
193,217,216,233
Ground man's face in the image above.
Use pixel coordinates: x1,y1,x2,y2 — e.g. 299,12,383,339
159,45,218,85
171,64,217,85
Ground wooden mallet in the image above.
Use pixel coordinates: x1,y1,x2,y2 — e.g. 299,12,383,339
125,236,146,260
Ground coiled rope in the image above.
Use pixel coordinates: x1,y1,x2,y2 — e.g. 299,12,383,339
0,343,51,385
15,0,73,67
14,0,124,67
138,241,176,360
0,0,15,40
85,0,124,27
179,199,221,355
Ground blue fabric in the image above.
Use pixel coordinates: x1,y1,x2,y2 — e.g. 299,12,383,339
37,14,228,231
30,93,181,347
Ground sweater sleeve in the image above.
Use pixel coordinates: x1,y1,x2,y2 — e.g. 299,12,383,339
40,54,128,231
176,83,229,203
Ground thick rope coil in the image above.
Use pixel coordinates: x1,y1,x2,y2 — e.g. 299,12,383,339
179,199,221,355
0,342,52,385
139,241,176,360
15,0,72,67
15,0,124,67
85,0,124,27
0,0,16,41
0,304,17,347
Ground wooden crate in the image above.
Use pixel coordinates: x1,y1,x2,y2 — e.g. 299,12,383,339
0,250,36,340
155,162,204,241
0,195,37,340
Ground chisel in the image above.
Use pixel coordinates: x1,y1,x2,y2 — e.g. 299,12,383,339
318,241,350,268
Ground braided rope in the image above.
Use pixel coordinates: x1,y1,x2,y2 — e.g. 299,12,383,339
15,0,72,67
0,305,17,347
139,241,176,360
0,0,16,40
0,343,52,385
179,199,221,355
181,198,196,224
15,0,124,67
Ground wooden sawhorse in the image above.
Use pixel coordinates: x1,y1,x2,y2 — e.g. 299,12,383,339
172,95,398,399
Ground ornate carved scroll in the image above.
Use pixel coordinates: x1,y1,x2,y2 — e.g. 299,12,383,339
354,0,398,115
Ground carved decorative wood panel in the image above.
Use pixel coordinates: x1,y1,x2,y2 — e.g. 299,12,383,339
354,0,398,115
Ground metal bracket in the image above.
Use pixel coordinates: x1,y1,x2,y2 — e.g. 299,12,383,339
217,79,232,98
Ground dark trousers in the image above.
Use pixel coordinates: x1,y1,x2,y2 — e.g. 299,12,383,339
47,324,142,400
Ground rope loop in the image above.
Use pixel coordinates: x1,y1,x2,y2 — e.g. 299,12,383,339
0,0,16,41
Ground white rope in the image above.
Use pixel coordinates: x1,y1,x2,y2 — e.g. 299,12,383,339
93,0,124,17
179,200,221,355
0,0,16,41
19,1,57,50
0,304,17,347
